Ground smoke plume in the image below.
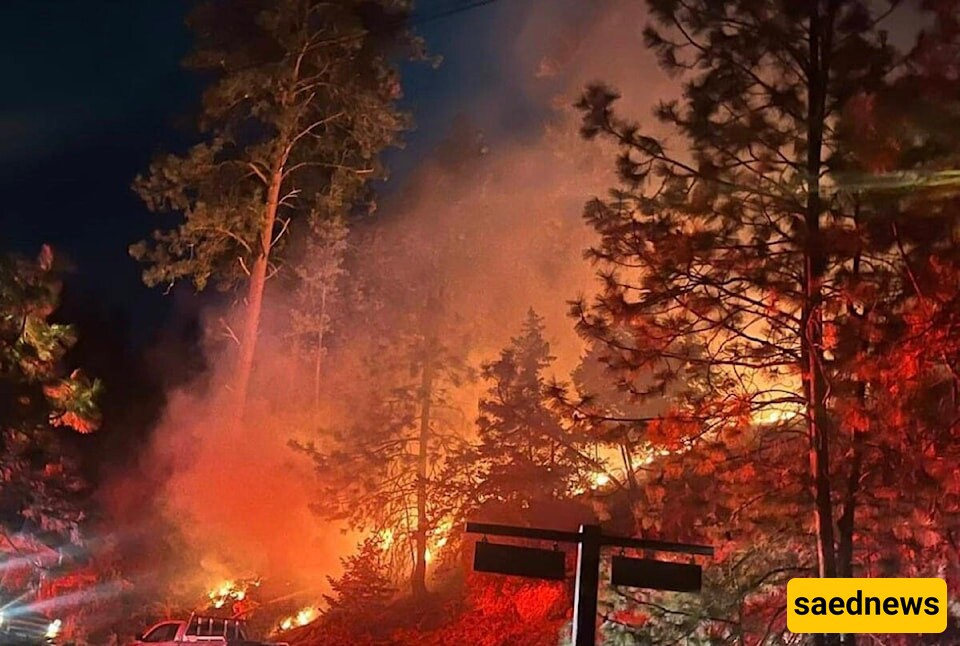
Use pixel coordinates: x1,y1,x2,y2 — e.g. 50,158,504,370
104,0,671,610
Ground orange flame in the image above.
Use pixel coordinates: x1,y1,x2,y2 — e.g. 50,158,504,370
277,606,319,632
207,578,260,610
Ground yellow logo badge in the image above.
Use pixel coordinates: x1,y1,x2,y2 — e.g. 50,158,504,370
787,578,947,634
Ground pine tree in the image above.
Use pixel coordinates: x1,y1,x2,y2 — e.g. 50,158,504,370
0,246,101,547
297,126,499,598
558,336,708,531
464,310,594,522
289,212,349,410
132,0,416,417
322,536,396,620
297,272,472,597
579,0,919,563
819,5,960,588
574,2,960,643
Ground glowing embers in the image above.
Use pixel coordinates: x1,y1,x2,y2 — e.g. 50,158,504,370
570,470,616,496
378,528,395,551
591,472,611,488
426,519,454,564
432,520,452,551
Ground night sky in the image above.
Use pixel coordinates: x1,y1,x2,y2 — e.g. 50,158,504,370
0,0,537,345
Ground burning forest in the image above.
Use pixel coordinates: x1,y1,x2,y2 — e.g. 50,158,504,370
3,0,960,644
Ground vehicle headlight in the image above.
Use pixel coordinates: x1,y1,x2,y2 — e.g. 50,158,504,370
0,611,5,626
45,619,61,639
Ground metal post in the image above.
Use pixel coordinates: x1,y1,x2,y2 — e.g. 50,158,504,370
572,524,602,646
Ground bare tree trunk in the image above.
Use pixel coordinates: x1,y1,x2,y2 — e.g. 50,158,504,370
620,442,645,534
837,387,864,646
314,282,328,412
234,165,283,420
412,341,435,597
411,286,443,597
837,425,863,646
837,202,868,646
803,0,837,582
805,6,839,646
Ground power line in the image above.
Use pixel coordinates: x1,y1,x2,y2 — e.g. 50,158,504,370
407,0,501,27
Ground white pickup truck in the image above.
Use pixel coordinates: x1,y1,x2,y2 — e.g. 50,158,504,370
132,614,289,646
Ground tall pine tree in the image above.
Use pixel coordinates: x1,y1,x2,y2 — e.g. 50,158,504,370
462,310,594,524
133,0,415,417
574,3,960,643
289,212,349,411
297,257,472,597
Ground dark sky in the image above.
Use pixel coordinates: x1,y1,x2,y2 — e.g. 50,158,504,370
0,0,532,344
1,0,202,345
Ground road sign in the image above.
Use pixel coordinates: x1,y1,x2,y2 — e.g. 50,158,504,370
473,541,566,581
465,521,713,646
610,556,702,592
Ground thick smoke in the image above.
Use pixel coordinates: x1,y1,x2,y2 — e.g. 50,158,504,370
104,0,669,611
97,320,353,606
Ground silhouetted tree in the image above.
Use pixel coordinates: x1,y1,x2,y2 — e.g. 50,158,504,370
574,1,960,643
459,310,594,523
297,234,474,596
0,246,101,547
289,212,349,410
323,536,396,620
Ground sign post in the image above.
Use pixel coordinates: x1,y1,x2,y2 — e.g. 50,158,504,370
572,525,602,646
464,521,713,646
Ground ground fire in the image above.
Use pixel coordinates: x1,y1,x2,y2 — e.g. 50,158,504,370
207,579,260,613
275,607,318,633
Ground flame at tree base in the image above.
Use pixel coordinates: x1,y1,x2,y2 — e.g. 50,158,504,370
277,606,319,632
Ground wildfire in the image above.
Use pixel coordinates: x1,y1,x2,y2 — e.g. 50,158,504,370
423,519,454,564
591,472,611,488
751,403,802,426
376,519,451,566
277,606,319,632
432,520,452,550
570,470,614,495
207,578,260,609
378,528,394,551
